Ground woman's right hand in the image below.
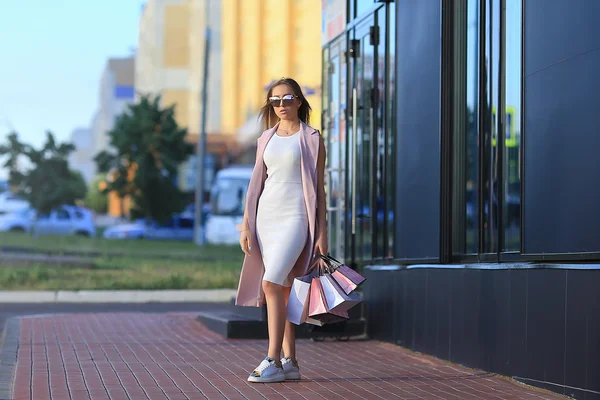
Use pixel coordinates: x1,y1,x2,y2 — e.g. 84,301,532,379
239,229,252,256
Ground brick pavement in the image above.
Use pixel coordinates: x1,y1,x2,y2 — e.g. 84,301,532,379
2,312,567,400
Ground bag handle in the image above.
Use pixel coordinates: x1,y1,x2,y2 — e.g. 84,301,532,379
319,254,344,268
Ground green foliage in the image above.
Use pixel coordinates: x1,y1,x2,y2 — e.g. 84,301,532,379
94,94,194,223
0,131,87,214
84,173,109,213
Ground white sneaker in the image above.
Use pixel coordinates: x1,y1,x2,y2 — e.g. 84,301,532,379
281,357,301,380
247,357,285,383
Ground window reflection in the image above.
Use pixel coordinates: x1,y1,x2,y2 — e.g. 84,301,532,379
356,0,373,19
465,0,480,254
459,0,522,255
503,0,522,251
387,3,395,257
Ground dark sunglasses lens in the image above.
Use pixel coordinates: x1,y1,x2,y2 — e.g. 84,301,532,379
269,95,295,107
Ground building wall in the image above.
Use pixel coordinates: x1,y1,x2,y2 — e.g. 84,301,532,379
394,0,441,260
68,127,95,185
92,58,135,157
136,0,191,128
220,0,322,136
136,0,221,134
523,0,600,254
189,0,222,136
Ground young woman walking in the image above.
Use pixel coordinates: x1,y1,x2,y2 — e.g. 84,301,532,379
236,77,328,383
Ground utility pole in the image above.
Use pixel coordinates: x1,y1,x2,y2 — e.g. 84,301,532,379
194,22,211,246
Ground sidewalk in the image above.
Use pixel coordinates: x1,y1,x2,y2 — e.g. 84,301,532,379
1,313,566,400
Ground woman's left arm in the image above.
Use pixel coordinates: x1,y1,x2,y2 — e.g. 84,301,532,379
314,133,328,257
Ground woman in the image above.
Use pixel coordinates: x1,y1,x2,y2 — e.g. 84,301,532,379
236,78,328,383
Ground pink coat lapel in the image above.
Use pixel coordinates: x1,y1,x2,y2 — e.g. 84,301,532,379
235,121,320,307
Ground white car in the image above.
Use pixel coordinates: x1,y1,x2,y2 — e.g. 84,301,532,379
33,206,96,237
103,215,195,241
0,192,30,215
0,208,35,233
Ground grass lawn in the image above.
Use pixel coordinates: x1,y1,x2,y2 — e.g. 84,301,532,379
0,232,244,290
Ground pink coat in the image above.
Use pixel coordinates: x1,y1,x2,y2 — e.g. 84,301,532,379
235,121,322,307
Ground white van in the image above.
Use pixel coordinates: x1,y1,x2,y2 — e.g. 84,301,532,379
205,165,253,245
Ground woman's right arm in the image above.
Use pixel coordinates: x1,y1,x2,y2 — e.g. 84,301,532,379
239,139,261,256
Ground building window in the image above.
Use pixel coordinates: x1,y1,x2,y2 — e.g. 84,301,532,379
452,0,522,257
502,0,522,251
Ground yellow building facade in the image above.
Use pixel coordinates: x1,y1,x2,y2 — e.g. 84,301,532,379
110,0,322,217
220,0,323,136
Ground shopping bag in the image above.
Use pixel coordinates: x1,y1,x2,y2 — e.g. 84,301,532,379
320,254,366,295
307,276,349,325
286,268,319,325
319,274,361,313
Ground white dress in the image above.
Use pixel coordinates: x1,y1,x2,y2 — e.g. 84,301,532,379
256,131,309,286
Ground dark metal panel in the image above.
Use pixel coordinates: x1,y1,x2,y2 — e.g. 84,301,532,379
487,269,512,376
410,269,429,353
401,269,415,349
524,270,566,392
462,269,483,368
523,0,600,254
584,271,600,396
424,269,440,357
394,0,442,260
448,268,466,365
564,270,597,398
433,269,452,361
524,0,600,76
508,269,528,379
363,268,397,342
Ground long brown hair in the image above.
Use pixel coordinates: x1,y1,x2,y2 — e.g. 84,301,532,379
258,78,312,130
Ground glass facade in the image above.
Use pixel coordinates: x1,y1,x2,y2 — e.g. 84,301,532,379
322,0,528,266
322,1,395,265
453,0,522,259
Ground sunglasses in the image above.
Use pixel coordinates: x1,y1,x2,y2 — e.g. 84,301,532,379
269,94,297,107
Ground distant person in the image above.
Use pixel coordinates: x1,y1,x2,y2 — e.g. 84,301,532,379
236,78,328,383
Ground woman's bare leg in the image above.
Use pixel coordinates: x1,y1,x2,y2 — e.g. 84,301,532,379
262,280,286,361
282,285,296,360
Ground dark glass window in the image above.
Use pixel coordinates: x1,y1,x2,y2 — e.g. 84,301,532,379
453,0,522,257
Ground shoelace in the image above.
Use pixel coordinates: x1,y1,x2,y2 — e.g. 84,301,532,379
253,359,273,376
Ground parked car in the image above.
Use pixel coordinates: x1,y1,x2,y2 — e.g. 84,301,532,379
102,219,146,239
0,208,35,233
0,192,30,215
33,206,96,237
103,215,195,241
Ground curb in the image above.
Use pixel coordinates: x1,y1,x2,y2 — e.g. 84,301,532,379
0,289,237,303
0,318,19,400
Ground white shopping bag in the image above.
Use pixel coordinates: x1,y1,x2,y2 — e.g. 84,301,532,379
286,269,318,325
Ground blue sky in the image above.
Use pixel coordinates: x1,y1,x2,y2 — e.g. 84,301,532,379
0,0,142,166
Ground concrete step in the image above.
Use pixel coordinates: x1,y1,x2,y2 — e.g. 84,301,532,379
198,293,367,340
196,310,367,340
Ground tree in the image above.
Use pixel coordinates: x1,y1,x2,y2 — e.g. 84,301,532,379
84,174,109,214
0,131,87,215
94,94,194,223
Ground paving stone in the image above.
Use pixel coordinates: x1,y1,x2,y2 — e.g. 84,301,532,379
1,312,568,400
